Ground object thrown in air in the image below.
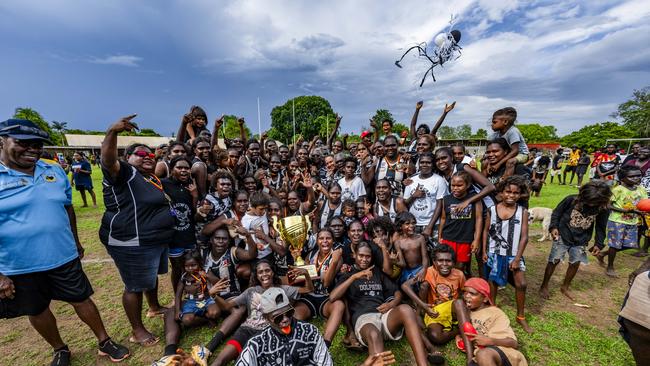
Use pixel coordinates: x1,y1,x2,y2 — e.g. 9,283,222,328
395,16,462,87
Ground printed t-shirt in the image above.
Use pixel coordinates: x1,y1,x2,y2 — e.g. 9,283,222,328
335,266,398,327
424,267,465,305
470,306,528,366
233,285,299,330
162,177,197,248
609,185,647,225
403,173,448,226
338,176,366,202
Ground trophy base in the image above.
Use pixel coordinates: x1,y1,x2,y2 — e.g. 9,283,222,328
291,264,319,281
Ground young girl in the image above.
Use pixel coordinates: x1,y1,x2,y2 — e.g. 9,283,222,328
482,176,533,334
174,250,219,327
539,181,611,300
439,171,483,276
341,199,357,227
597,166,646,277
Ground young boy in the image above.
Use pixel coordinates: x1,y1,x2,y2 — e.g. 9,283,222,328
394,212,429,285
241,191,273,259
338,156,366,202
487,107,529,179
401,245,466,365
483,176,533,333
455,278,528,366
539,181,611,300
597,166,646,277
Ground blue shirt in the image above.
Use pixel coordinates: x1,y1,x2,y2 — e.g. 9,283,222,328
0,160,79,275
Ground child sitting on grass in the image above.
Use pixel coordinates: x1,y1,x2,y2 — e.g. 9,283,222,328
539,181,611,300
597,165,646,277
483,176,533,333
174,250,219,327
455,277,528,366
486,107,529,179
401,244,466,365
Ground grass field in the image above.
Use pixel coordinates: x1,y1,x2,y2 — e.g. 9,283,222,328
0,169,642,365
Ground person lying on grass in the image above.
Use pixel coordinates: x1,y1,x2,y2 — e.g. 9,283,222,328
329,241,430,366
401,244,466,365
455,278,528,366
539,180,610,301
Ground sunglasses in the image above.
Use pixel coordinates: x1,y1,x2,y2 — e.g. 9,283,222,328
133,150,155,159
272,308,295,325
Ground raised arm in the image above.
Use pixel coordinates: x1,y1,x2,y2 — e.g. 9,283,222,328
430,102,456,140
211,115,224,149
238,117,247,142
326,114,342,148
101,114,138,180
176,113,191,143
410,101,424,139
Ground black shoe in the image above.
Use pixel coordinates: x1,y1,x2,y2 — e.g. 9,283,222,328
51,347,71,366
98,338,130,362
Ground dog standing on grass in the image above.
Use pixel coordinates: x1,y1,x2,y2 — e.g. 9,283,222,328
529,207,553,241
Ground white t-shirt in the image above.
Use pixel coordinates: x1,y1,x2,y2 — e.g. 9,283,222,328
338,176,366,202
403,173,448,226
241,213,270,258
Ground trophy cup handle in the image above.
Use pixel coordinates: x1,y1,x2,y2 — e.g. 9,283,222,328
272,215,280,232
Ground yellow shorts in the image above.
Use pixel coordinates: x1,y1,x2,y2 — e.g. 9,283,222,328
423,300,457,331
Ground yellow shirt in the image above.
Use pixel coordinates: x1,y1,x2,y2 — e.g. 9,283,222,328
568,150,580,166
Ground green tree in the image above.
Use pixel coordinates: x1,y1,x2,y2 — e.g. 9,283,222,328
51,121,68,146
517,123,559,143
269,96,336,144
217,115,253,139
437,125,457,140
472,128,488,139
612,87,650,137
560,122,634,151
371,109,395,125
455,124,472,139
13,107,61,145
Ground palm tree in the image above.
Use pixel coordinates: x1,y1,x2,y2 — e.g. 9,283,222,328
51,121,68,146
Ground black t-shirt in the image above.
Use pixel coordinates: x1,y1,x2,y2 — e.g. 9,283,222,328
486,163,531,185
339,239,384,267
441,193,477,243
162,177,197,248
335,266,398,326
549,195,608,247
100,161,175,246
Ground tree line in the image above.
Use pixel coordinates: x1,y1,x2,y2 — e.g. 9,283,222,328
11,86,648,150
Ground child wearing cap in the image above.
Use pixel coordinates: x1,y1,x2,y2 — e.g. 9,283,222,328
455,278,528,366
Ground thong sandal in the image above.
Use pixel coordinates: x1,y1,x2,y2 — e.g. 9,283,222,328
129,335,160,347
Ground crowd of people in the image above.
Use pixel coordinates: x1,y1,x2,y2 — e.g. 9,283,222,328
1,100,649,366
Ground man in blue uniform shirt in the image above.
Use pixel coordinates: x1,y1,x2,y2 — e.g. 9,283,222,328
0,119,129,365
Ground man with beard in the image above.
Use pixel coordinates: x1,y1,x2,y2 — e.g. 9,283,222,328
278,145,291,168
371,136,407,196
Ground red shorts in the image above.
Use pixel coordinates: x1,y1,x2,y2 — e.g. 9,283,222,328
439,239,471,263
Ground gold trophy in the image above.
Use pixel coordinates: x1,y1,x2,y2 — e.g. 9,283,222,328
272,215,318,278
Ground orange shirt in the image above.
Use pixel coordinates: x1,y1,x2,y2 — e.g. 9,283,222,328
424,266,466,305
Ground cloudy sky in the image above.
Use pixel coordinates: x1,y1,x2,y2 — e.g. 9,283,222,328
1,0,648,137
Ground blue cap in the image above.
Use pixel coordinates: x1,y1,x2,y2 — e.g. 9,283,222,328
0,119,51,143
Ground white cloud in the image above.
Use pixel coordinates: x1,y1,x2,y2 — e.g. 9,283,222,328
89,55,142,67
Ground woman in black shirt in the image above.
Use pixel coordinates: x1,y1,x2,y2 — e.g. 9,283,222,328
100,114,175,346
162,156,199,291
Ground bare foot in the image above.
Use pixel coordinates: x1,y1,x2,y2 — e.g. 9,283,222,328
539,287,550,300
516,317,534,334
560,286,575,301
596,254,606,268
606,268,619,278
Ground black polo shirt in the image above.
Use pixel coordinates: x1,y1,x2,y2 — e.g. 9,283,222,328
100,161,174,246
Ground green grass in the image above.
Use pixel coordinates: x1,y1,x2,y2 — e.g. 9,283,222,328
0,167,640,365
